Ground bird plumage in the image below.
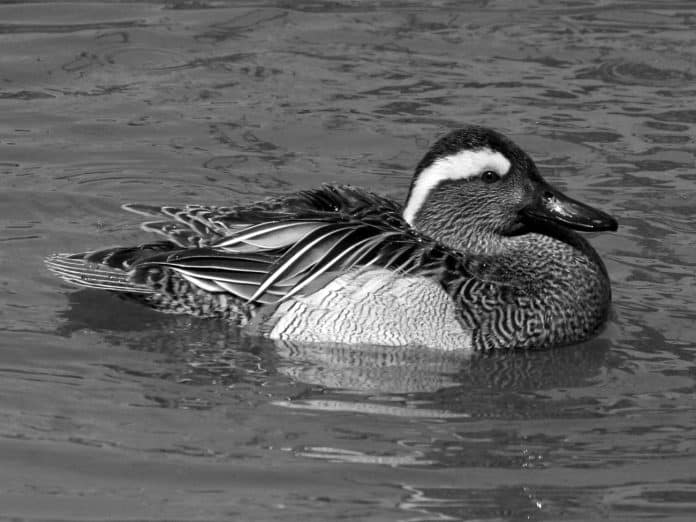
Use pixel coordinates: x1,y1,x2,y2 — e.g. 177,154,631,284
46,126,617,351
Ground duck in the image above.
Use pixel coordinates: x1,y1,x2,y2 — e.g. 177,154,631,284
46,126,618,352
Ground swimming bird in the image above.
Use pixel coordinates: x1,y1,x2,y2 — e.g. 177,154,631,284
46,126,618,351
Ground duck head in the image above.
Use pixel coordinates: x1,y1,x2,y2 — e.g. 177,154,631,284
403,126,618,253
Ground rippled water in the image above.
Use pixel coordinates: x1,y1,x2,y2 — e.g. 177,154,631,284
1,1,695,520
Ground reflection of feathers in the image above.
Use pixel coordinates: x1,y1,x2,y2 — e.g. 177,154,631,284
275,341,463,393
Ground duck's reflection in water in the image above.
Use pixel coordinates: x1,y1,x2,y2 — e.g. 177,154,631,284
273,340,465,393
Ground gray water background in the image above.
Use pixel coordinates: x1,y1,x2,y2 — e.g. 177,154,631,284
1,1,695,520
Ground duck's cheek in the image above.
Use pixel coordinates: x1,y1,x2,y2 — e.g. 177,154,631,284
503,182,530,205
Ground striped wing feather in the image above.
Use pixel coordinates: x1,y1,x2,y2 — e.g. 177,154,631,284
131,218,442,304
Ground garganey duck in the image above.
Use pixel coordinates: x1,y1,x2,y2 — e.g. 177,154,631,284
46,126,618,351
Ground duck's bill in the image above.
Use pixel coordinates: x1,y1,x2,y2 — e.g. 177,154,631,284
521,185,618,232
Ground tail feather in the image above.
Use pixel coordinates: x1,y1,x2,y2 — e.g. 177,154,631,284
45,253,154,293
81,242,173,268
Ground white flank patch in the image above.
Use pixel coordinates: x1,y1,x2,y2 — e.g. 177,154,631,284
403,148,512,225
262,268,473,351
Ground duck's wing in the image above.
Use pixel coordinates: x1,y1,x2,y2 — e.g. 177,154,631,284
47,205,469,303
127,216,452,305
123,185,404,248
46,186,411,301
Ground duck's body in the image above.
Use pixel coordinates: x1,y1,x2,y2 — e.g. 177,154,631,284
46,126,617,351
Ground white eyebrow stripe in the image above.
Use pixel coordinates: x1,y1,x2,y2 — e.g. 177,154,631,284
403,148,511,226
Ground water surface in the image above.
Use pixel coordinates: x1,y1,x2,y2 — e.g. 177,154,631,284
1,1,695,520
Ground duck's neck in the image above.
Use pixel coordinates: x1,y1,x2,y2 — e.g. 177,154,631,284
414,220,612,350
413,217,609,287
411,218,524,257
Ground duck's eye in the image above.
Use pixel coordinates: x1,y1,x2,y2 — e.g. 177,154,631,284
481,170,501,184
